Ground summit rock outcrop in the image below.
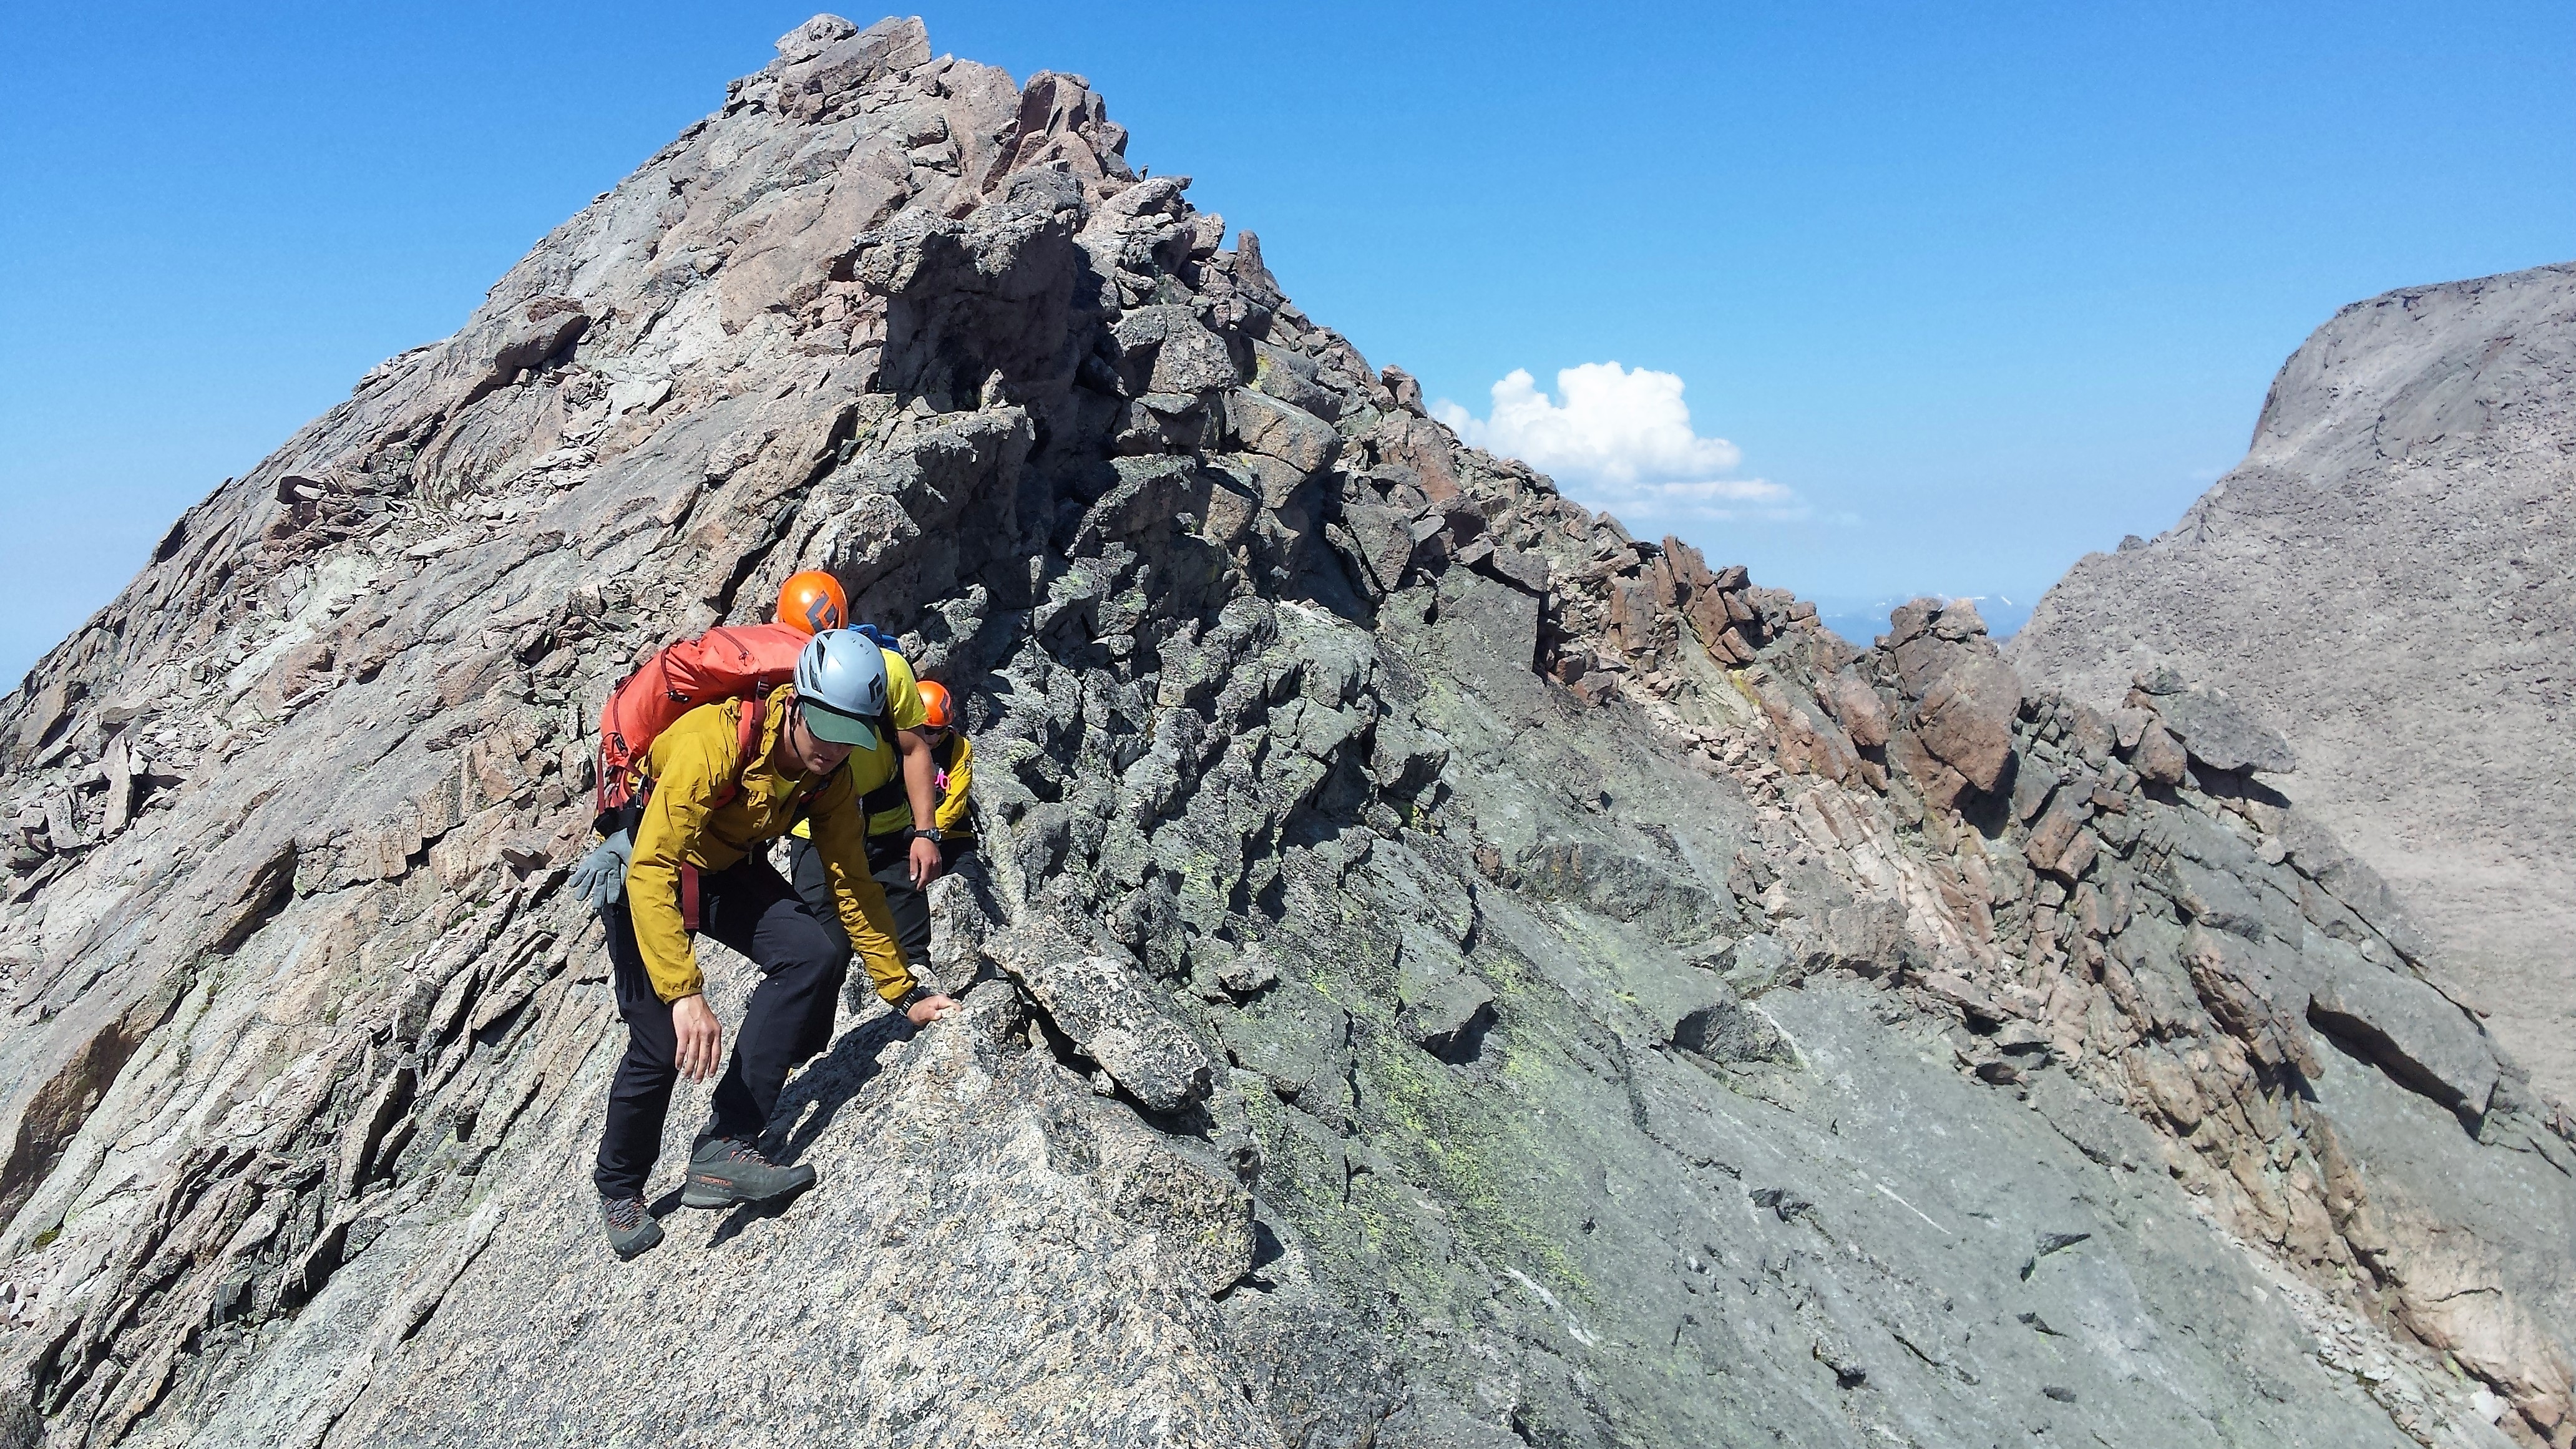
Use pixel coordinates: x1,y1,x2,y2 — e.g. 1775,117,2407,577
0,19,2569,1448
2011,263,2576,1100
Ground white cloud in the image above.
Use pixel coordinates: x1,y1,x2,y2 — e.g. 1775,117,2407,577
1434,362,1800,520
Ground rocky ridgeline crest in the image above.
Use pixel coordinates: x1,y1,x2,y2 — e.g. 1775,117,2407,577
0,17,2569,1448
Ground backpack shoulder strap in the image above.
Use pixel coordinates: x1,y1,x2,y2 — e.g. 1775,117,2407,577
857,711,916,820
709,693,766,812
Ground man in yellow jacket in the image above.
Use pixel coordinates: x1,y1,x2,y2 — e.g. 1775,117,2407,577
591,630,955,1261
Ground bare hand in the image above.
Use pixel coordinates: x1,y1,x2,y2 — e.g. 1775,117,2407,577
909,834,943,889
905,993,958,1026
671,994,723,1082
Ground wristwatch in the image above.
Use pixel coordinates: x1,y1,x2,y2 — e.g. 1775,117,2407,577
914,826,944,844
894,985,929,1012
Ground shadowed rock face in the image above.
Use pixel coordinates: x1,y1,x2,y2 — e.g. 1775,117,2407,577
2009,263,2576,1105
0,17,2569,1449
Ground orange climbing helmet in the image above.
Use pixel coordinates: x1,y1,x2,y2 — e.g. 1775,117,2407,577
776,570,847,636
917,679,954,732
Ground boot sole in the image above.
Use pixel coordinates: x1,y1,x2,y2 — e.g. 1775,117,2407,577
680,1171,814,1209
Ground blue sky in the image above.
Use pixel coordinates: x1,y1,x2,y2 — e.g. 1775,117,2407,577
3,2,2569,683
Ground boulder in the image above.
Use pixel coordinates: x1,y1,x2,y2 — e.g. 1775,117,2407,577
997,930,1214,1111
2135,676,2296,775
1335,499,1417,597
1429,568,1542,702
1476,545,1550,596
1917,970,2014,1029
13,681,80,755
2011,760,2062,824
1398,968,1496,1063
1090,1117,1257,1297
2024,798,2094,874
1229,388,1338,474
2310,965,2502,1117
1673,994,1795,1066
861,192,1085,401
1887,727,1973,812
1215,945,1279,997
1909,653,2024,793
1111,305,1239,396
2130,720,2188,786
1820,667,1891,748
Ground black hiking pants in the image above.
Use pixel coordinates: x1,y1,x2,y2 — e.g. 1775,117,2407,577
786,834,975,992
592,851,844,1200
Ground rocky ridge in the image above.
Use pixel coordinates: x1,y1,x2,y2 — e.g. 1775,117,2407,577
0,17,2569,1448
2009,262,2576,1098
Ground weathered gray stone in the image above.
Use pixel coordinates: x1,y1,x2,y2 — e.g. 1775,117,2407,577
1214,942,1279,997
1336,499,1417,597
2012,758,2061,822
2161,855,2272,938
1089,1114,1257,1297
1113,305,1238,396
1427,567,1539,701
1397,971,1495,1063
2310,965,2502,1116
997,930,1214,1111
1517,840,1737,945
2138,678,2297,775
1717,933,1793,995
1229,388,1338,474
1476,545,1549,597
1251,340,1336,418
1672,993,1794,1065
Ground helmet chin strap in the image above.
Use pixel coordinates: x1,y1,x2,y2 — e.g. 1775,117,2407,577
781,697,816,773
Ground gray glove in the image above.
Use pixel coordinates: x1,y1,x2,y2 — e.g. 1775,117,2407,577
570,830,632,912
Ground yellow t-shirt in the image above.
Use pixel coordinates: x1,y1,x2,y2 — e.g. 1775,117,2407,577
882,648,928,733
791,647,931,841
866,733,973,841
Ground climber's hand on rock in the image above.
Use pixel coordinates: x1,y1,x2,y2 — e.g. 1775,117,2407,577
672,994,722,1081
908,834,942,889
905,993,957,1027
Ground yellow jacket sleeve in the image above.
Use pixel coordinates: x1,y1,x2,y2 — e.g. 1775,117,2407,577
625,723,724,1003
806,775,916,1002
935,738,973,836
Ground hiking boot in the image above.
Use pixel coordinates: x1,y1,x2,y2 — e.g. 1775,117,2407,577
681,1138,816,1209
600,1194,663,1261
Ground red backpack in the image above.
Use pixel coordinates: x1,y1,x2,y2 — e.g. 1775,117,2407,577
594,623,809,818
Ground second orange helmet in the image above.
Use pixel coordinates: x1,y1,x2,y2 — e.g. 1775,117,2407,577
776,570,847,636
917,679,954,731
